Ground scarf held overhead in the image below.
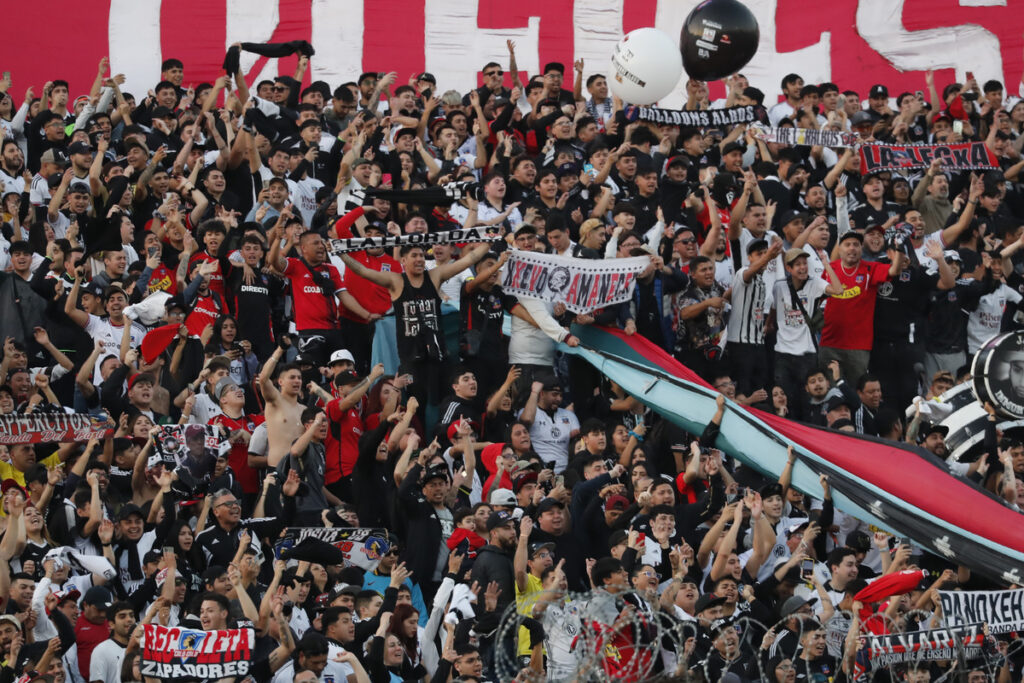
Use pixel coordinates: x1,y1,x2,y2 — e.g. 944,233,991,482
859,141,997,174
750,124,858,148
501,251,651,314
328,225,503,253
623,104,759,127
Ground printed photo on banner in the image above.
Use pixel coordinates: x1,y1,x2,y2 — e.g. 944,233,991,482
275,527,393,571
152,424,229,479
501,251,651,314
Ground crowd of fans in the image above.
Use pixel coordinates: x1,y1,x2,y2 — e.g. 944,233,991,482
0,35,1023,683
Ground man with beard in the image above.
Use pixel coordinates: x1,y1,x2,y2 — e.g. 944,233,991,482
912,157,953,234
471,510,518,613
674,256,730,381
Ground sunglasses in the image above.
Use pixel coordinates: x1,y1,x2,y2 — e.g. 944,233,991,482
484,70,504,77
675,237,697,244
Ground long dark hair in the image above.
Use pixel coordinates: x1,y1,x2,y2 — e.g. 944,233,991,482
387,603,421,662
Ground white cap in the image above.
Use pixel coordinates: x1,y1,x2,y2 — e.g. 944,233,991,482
329,349,355,365
489,489,517,506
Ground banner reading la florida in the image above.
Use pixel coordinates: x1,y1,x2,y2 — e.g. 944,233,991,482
142,624,254,679
502,251,651,314
0,413,112,444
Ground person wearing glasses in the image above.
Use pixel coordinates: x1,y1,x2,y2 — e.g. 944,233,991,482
462,61,511,108
362,542,429,627
194,487,293,568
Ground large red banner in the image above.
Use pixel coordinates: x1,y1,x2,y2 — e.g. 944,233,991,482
3,1,1023,108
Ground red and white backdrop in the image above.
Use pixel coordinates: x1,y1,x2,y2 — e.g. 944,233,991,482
5,0,1024,107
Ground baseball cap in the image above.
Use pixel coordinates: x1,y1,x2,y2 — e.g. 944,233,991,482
334,370,362,387
417,72,437,85
142,549,163,565
784,248,808,265
781,595,818,616
541,377,563,392
529,542,555,557
823,394,853,413
489,489,517,507
778,209,807,227
421,465,450,485
608,529,628,550
202,565,227,583
127,373,155,391
869,84,888,99
67,141,93,156
760,482,784,499
850,111,874,127
329,349,355,366
52,588,82,604
117,503,144,522
486,509,516,531
838,230,864,244
604,495,629,512
447,420,480,441
695,593,727,613
0,479,26,496
512,471,538,493
535,497,565,516
82,586,113,608
40,148,68,166
329,583,358,602
0,615,20,631
917,422,949,444
721,141,744,156
214,377,239,401
151,105,175,119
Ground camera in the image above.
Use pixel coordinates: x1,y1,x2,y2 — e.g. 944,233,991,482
960,91,978,102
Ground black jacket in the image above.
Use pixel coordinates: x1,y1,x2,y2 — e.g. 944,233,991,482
469,544,515,612
396,462,447,585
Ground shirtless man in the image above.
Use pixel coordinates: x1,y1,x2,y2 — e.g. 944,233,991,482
260,347,305,468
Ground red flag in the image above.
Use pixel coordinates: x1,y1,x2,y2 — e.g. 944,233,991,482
854,570,927,605
141,324,181,364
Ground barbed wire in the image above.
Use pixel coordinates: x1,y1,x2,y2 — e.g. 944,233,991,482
489,589,1019,682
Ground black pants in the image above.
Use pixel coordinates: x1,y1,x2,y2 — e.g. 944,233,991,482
729,341,771,398
774,351,819,408
297,327,346,367
871,340,924,415
339,318,374,375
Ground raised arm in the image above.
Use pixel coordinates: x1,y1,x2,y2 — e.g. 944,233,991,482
338,252,401,289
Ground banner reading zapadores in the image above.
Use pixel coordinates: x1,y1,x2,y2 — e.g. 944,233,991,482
0,413,112,444
141,624,254,679
502,251,651,314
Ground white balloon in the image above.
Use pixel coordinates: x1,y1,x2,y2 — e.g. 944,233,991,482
609,27,683,106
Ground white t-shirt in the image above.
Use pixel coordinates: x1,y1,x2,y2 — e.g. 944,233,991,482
768,102,797,127
89,638,127,683
968,284,1021,353
802,244,826,281
292,176,325,226
913,232,944,273
426,259,471,310
773,277,829,356
85,314,146,384
517,406,580,473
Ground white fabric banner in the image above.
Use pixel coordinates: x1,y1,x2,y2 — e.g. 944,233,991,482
502,251,650,314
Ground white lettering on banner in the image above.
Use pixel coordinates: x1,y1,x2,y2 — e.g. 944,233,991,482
939,589,1024,634
856,0,1003,83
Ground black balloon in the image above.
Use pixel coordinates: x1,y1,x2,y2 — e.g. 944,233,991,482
680,0,760,81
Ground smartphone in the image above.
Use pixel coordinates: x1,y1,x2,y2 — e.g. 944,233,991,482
545,460,556,471
637,532,646,546
583,163,597,179
966,71,975,82
148,246,158,257
162,546,173,555
262,180,271,190
953,120,964,135
801,558,814,579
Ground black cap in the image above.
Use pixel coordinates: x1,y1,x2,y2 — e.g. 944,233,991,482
778,209,808,227
486,510,516,531
721,141,744,156
608,529,628,549
869,84,888,99
917,422,949,444
417,72,437,85
760,482,784,500
535,497,565,516
82,586,113,608
143,549,163,565
67,141,93,156
202,565,227,583
421,465,451,485
838,230,864,244
334,369,362,386
540,376,563,392
695,593,727,614
529,541,555,557
117,503,144,522
824,394,853,413
151,105,175,119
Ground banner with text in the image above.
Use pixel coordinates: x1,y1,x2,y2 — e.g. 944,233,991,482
855,622,986,674
328,226,503,254
0,413,112,444
859,141,998,174
751,125,858,148
276,527,393,571
940,590,1024,635
141,624,254,680
624,104,760,128
153,425,229,478
502,251,650,314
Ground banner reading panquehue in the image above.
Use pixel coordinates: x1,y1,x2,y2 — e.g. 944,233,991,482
328,226,503,254
141,624,254,679
859,141,997,174
502,251,651,314
0,413,112,444
940,589,1024,634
